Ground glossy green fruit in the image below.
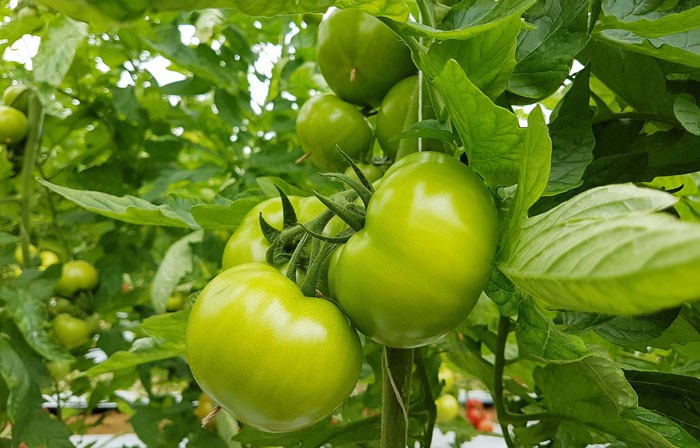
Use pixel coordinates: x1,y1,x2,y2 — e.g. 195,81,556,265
3,84,30,113
54,260,99,297
316,9,415,106
187,263,362,432
330,152,499,348
53,313,91,350
435,394,460,423
296,94,373,172
375,75,443,160
0,106,29,145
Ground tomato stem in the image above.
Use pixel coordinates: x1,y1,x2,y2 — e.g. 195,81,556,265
380,347,413,448
494,315,516,448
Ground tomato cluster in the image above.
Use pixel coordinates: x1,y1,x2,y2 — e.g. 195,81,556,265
466,399,494,433
296,9,436,173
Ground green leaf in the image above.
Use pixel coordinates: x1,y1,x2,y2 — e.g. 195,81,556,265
37,179,198,228
151,231,204,313
32,16,88,87
594,28,700,68
622,407,700,447
387,119,454,144
422,15,520,98
544,65,594,195
509,0,590,99
191,197,263,229
598,0,700,38
534,352,638,422
626,370,700,440
591,308,681,346
516,298,589,362
674,94,700,136
432,60,523,188
500,184,700,315
336,0,410,21
256,176,307,197
140,309,190,345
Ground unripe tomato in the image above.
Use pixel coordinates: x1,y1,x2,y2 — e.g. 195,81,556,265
435,394,460,423
54,260,99,298
438,364,455,391
53,313,91,350
46,360,73,380
187,263,362,432
222,195,343,270
39,251,60,270
3,84,30,113
330,152,499,348
14,243,38,265
0,106,29,145
296,94,373,172
166,292,185,311
316,9,415,106
49,297,77,315
375,75,443,160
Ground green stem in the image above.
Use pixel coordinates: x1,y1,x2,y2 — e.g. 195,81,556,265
494,315,515,448
37,164,72,259
380,347,413,448
19,91,45,268
592,111,681,127
299,241,337,297
413,349,435,448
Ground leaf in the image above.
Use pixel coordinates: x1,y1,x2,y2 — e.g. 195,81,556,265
387,119,454,144
422,15,521,98
432,60,523,188
591,308,681,346
622,407,700,447
674,94,700,136
625,370,700,440
151,231,204,313
593,28,700,68
256,176,307,198
509,0,590,99
191,197,263,229
516,298,589,362
32,16,88,87
37,179,198,228
534,352,638,422
500,184,700,315
140,309,190,345
598,1,700,38
336,0,410,21
544,65,594,195
393,0,536,40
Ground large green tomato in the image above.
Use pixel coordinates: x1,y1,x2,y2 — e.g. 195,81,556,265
187,263,362,432
296,94,373,172
53,313,91,350
330,152,499,348
375,75,443,160
54,260,99,297
222,195,343,270
0,106,29,145
316,9,415,107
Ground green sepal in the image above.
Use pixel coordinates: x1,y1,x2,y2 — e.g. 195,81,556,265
320,172,373,208
259,213,281,245
336,147,376,192
276,186,298,230
286,232,310,284
300,224,354,244
312,191,366,232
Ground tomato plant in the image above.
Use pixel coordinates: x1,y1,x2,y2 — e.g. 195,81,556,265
316,8,415,106
330,151,499,348
186,263,362,432
295,94,373,172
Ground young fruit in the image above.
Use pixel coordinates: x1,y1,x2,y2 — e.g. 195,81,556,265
187,263,362,432
53,313,91,350
0,105,30,145
330,152,499,348
13,243,38,265
435,394,460,423
316,9,415,106
3,84,30,112
296,94,373,172
54,260,99,297
39,251,60,270
438,364,455,391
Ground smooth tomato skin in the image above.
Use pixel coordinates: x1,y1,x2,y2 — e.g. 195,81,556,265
296,94,373,172
13,243,38,265
53,313,91,350
316,9,415,106
330,152,499,348
186,263,363,433
435,394,460,423
375,75,442,160
438,364,455,391
0,105,29,145
222,195,343,270
54,260,99,297
476,418,494,432
3,84,30,113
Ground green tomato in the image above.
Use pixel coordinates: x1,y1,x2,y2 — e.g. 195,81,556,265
40,250,60,270
435,394,460,423
375,75,443,160
187,263,362,432
53,313,91,350
166,292,186,311
3,84,30,113
222,195,343,270
316,9,415,106
330,151,499,348
343,163,384,184
14,243,38,265
296,94,373,172
54,260,99,298
438,364,455,391
46,359,73,380
49,297,77,316
0,106,29,145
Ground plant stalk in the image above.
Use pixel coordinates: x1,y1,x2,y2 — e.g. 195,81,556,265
494,315,515,448
380,347,414,448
